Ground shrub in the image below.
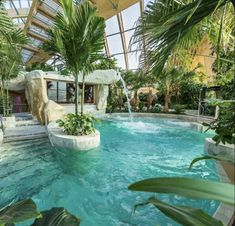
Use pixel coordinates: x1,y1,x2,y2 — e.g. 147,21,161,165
138,92,148,102
151,104,162,113
173,104,185,114
138,101,146,111
57,114,97,136
204,101,235,145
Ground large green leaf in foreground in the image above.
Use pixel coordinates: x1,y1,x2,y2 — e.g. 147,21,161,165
0,199,41,225
135,197,223,226
189,155,234,170
31,207,80,226
128,177,234,205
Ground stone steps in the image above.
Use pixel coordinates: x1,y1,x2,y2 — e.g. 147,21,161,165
16,120,40,127
3,125,47,143
3,113,48,143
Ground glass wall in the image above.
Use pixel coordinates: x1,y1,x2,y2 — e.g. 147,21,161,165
47,80,94,104
104,1,153,70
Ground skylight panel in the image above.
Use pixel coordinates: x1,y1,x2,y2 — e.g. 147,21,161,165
42,0,62,14
122,3,140,30
29,37,42,48
113,54,126,69
105,15,119,35
106,34,123,55
29,25,50,38
34,12,54,26
21,49,34,63
20,0,31,8
128,51,141,69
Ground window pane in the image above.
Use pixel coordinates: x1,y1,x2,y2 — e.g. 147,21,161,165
144,0,155,8
122,3,140,30
66,83,75,103
58,82,67,102
107,34,123,55
20,0,30,8
128,51,141,69
105,15,119,35
47,81,57,101
84,85,94,103
12,0,20,8
113,54,126,69
124,29,140,51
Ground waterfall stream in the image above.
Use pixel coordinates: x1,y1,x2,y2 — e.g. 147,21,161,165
119,75,133,121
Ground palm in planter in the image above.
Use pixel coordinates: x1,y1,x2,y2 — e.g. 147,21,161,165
46,0,105,117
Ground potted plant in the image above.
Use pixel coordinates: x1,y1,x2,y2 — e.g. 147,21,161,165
44,0,105,150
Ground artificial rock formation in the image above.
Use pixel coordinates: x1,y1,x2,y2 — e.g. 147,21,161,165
7,69,120,124
96,85,109,110
25,70,64,124
44,100,65,124
25,71,47,123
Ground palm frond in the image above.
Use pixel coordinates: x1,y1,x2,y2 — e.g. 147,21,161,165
131,0,230,74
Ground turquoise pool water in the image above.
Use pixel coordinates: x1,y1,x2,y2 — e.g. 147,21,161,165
0,117,219,226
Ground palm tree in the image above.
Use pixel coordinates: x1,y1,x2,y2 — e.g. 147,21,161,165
0,5,28,117
132,0,234,75
46,0,105,115
157,67,197,112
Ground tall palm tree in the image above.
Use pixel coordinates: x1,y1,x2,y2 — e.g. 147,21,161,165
157,67,197,112
46,0,105,115
132,0,234,75
0,5,28,116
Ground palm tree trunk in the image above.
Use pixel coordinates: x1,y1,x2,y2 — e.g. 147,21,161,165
163,91,170,113
74,74,79,115
1,78,6,117
81,73,85,116
6,83,9,116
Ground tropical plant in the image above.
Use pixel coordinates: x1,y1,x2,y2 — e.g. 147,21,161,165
132,0,235,75
45,0,105,116
0,6,28,117
157,67,197,112
95,57,118,70
0,199,80,226
203,100,235,144
25,62,54,72
173,104,185,114
151,104,162,113
0,199,41,226
128,162,235,226
178,80,203,109
57,113,97,136
213,47,235,85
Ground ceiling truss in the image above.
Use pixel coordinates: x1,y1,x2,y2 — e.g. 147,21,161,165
5,0,143,68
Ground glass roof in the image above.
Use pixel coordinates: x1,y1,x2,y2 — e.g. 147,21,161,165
3,0,154,70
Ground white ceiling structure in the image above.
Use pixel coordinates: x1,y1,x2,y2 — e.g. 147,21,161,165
3,0,153,70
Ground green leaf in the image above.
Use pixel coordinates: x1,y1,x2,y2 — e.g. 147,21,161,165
136,197,223,226
31,207,80,226
0,199,41,224
189,155,234,170
128,177,235,205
